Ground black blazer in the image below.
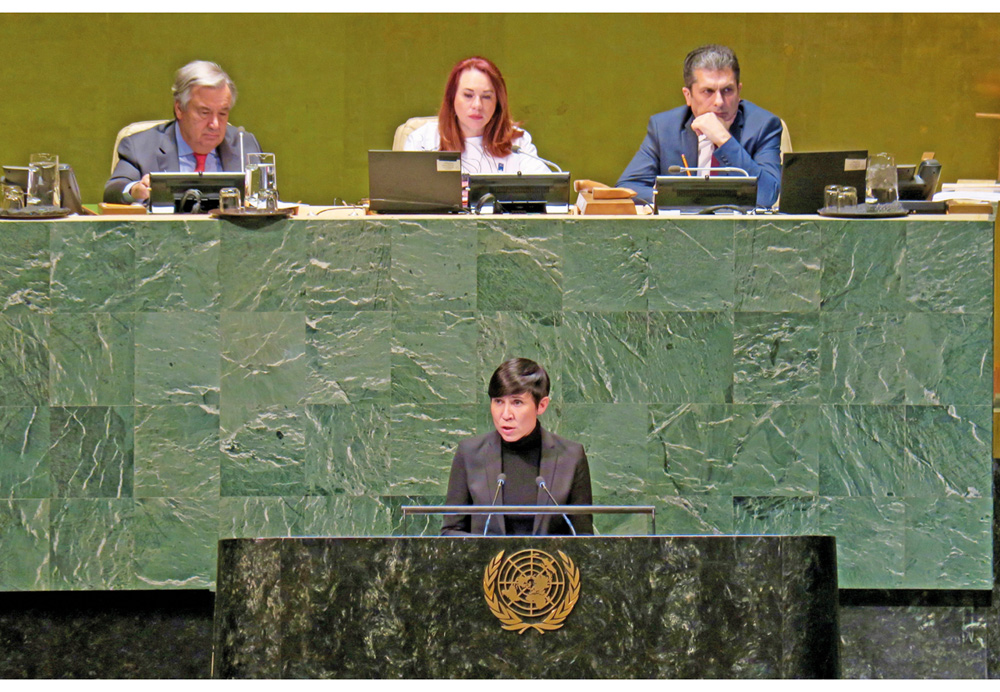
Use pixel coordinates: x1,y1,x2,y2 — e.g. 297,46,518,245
442,426,594,536
103,120,262,203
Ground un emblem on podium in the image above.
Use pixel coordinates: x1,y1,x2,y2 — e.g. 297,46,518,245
483,549,580,633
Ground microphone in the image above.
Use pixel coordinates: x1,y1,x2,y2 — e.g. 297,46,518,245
237,126,246,172
511,145,564,173
667,164,750,177
535,475,576,536
482,473,506,536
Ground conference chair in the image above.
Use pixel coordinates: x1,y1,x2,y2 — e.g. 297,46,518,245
392,116,437,151
780,118,792,158
109,120,170,174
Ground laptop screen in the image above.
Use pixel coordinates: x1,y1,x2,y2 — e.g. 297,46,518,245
778,150,868,214
368,150,463,214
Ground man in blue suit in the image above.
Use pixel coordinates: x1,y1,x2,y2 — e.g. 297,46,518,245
617,45,782,208
104,60,261,204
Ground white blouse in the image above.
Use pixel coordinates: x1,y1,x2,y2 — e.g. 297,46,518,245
404,122,551,175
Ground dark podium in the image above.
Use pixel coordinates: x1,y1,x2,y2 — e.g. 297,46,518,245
212,535,839,678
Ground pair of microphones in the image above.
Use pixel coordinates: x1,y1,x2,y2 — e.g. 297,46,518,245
482,473,577,536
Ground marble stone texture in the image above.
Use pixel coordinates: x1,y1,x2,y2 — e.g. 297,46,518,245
213,536,839,678
0,216,992,595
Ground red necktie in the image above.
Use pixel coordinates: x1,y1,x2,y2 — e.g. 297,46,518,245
194,153,207,173
710,153,720,177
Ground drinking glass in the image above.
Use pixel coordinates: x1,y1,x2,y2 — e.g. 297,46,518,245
824,185,842,209
244,152,277,209
837,186,858,208
27,153,61,207
866,153,898,205
219,187,242,213
2,184,25,211
257,189,278,212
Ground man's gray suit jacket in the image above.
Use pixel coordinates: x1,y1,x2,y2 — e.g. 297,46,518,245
103,120,262,203
442,426,594,536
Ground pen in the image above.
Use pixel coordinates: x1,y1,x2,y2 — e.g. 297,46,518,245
680,154,692,176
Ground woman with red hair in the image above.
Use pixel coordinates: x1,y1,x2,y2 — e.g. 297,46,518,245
405,56,550,175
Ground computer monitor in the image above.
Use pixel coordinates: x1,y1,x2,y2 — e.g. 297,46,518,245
654,175,758,213
148,172,246,214
467,173,571,214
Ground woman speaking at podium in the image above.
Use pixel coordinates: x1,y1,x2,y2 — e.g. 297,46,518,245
405,56,552,175
442,358,594,536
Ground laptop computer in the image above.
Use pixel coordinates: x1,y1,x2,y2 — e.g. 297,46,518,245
368,150,463,213
778,150,868,214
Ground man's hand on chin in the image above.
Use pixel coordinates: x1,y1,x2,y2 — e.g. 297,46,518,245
691,112,733,147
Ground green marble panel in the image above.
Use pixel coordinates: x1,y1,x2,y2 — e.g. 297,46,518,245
304,403,390,496
646,311,734,404
0,499,50,590
0,406,50,498
818,404,906,497
817,496,906,589
306,219,390,312
820,219,906,312
387,403,477,495
560,311,648,403
0,221,51,313
133,404,220,498
0,313,48,406
903,496,993,589
820,312,906,404
906,220,993,314
476,217,562,312
560,403,650,506
734,312,820,403
135,311,220,406
734,218,821,312
219,496,315,538
647,218,735,312
49,406,133,499
904,313,992,406
903,405,991,498
651,494,734,535
220,311,306,433
390,310,478,404
732,496,819,535
302,495,413,537
562,218,647,311
731,404,820,496
390,219,476,311
648,403,734,496
305,311,391,405
50,221,136,311
50,498,136,590
219,220,309,311
475,311,562,405
134,219,221,311
133,497,219,588
220,405,307,497
48,312,133,406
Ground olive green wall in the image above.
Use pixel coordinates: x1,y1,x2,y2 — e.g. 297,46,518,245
2,13,999,205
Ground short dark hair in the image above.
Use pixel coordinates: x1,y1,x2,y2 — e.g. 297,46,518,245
683,45,740,89
488,358,550,404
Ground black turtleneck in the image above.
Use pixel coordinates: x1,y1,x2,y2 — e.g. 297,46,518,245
501,423,542,535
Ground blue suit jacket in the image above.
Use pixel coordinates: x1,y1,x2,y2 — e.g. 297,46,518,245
442,426,594,536
616,100,783,208
103,120,261,203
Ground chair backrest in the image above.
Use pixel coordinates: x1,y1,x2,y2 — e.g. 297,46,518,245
110,120,170,174
393,116,438,151
780,118,792,158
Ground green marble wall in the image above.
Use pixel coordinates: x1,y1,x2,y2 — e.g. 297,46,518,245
0,216,992,591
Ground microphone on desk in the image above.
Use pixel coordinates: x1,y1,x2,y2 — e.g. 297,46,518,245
483,473,506,536
536,476,576,536
511,145,564,173
237,126,246,172
667,164,751,177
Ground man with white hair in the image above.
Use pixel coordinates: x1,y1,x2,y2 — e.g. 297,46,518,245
104,60,262,204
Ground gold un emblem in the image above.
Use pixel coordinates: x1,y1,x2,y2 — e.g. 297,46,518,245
483,549,580,634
